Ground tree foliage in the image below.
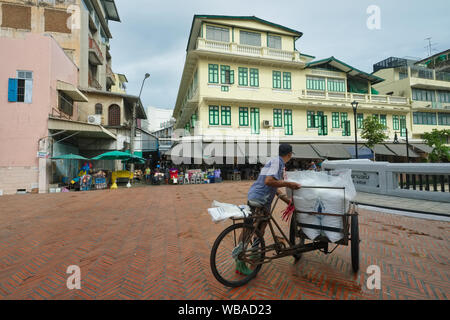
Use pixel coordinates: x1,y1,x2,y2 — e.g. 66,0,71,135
361,116,388,149
422,129,450,162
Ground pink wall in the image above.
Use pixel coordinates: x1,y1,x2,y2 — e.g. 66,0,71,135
0,34,79,167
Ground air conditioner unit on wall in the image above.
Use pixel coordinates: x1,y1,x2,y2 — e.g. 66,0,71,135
262,120,272,128
87,115,102,125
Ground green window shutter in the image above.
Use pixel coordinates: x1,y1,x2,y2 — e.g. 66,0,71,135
250,68,259,87
323,115,328,135
283,72,291,89
239,107,248,126
284,109,293,135
380,114,387,127
307,77,325,91
357,113,364,129
340,112,348,128
238,67,248,86
230,70,234,84
250,108,260,134
273,109,282,127
209,106,219,125
221,65,231,84
400,116,407,137
307,111,315,128
393,115,399,130
327,79,345,92
332,112,340,128
221,106,231,125
208,64,218,83
342,120,351,136
273,71,281,88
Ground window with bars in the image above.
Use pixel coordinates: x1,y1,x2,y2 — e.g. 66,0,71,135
438,112,450,126
380,114,387,127
342,120,351,136
206,25,229,42
413,112,436,125
317,114,328,136
239,107,249,126
95,103,103,115
307,111,316,128
438,91,450,103
327,78,345,92
208,64,219,83
400,116,407,137
108,104,121,126
238,67,248,86
250,68,259,87
393,115,399,130
357,113,364,129
273,109,282,127
59,92,74,116
250,108,260,134
332,112,340,128
221,106,231,126
209,106,219,125
340,112,348,129
240,30,261,47
412,88,436,102
284,110,293,135
306,76,325,91
267,34,281,49
220,65,234,84
283,72,291,90
273,71,281,89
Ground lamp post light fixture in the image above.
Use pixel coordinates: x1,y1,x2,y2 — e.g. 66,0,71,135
351,100,359,159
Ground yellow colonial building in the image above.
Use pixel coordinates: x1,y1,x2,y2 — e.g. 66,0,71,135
172,15,419,162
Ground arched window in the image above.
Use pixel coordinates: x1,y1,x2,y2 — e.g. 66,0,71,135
95,103,103,115
108,104,121,126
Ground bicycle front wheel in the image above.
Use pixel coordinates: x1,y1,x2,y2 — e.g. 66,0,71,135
210,223,265,287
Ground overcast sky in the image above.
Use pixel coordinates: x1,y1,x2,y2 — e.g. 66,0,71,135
108,0,450,111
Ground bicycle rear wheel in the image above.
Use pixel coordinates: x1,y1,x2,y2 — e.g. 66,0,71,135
210,223,265,287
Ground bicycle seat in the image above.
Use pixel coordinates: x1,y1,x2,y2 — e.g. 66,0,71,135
248,199,266,208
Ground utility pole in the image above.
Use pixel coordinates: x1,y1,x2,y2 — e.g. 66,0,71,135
130,73,150,177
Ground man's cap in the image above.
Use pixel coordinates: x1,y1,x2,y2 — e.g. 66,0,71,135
279,144,294,156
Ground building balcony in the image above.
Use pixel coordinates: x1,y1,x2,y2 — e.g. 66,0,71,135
195,38,305,63
300,90,409,106
89,36,104,66
106,64,115,85
399,66,450,90
88,71,102,90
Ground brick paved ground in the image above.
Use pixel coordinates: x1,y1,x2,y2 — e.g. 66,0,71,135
0,182,448,300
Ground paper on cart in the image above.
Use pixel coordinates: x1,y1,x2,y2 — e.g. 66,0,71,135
208,201,251,223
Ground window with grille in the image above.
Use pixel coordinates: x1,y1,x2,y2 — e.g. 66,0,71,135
284,110,293,135
273,71,281,89
108,104,121,126
267,34,281,49
59,92,73,116
413,112,436,125
240,30,261,47
206,25,229,42
273,109,282,127
306,76,325,91
283,72,291,90
238,67,248,86
209,106,219,125
250,68,259,87
438,112,450,126
208,64,219,83
221,106,231,126
250,108,260,134
239,107,249,126
327,78,345,92
95,103,103,115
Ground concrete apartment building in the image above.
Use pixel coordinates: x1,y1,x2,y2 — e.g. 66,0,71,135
372,52,450,141
0,0,154,194
172,15,417,163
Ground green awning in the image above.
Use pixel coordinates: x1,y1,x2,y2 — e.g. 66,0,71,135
371,87,379,95
91,151,144,161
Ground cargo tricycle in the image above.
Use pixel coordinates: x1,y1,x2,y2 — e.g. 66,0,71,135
210,186,360,287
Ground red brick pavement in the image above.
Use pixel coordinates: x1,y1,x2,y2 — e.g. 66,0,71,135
0,182,448,300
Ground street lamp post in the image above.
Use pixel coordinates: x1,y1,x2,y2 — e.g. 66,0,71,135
130,73,150,176
351,100,359,159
